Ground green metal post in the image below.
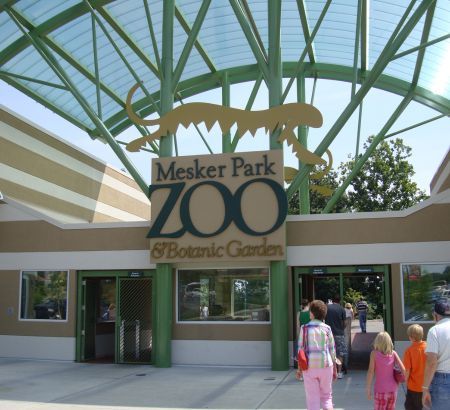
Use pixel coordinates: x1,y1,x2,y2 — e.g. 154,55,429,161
154,0,175,368
222,71,232,153
268,0,288,371
297,73,310,214
384,266,393,337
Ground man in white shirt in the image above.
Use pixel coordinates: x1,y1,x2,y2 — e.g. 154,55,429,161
422,301,450,410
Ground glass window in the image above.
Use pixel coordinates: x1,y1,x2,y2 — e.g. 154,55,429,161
402,263,450,322
98,278,116,322
178,268,270,322
20,270,68,321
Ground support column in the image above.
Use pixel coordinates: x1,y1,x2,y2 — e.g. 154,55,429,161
297,73,310,214
154,0,174,368
268,0,288,371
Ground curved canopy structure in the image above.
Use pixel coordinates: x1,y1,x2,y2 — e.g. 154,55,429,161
0,0,449,211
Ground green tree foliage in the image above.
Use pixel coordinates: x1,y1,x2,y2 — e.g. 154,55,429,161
288,169,348,214
339,137,428,212
288,137,427,214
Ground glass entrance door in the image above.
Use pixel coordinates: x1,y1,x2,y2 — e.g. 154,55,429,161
118,278,153,364
293,265,391,370
76,270,154,364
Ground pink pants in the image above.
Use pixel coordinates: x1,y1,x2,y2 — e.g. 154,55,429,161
303,366,334,410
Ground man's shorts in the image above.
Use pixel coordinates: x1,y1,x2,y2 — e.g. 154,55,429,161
334,335,347,357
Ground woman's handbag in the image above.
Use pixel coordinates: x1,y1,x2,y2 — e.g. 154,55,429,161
393,354,405,383
297,325,309,371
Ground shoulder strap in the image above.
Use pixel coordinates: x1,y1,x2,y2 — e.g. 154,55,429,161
302,324,308,350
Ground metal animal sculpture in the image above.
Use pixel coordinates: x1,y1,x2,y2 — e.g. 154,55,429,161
125,82,325,166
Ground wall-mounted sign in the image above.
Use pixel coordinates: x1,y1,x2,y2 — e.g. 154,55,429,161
310,267,327,275
148,150,287,263
128,271,144,278
356,266,374,273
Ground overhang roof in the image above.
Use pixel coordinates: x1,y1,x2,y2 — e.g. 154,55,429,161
0,0,448,138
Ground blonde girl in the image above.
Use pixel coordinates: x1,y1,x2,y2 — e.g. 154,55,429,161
366,332,406,410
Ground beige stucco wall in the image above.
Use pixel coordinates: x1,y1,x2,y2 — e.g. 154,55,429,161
0,201,449,343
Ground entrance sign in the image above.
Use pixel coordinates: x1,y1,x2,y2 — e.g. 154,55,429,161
148,150,287,262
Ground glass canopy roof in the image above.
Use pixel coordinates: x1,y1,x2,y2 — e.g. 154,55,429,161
0,0,449,205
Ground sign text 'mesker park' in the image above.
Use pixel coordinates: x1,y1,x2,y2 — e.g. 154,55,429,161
148,150,287,263
155,154,276,181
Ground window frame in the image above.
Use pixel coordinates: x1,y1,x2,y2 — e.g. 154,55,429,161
176,266,271,324
18,269,70,323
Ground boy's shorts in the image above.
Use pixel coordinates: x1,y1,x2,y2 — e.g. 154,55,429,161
404,389,422,410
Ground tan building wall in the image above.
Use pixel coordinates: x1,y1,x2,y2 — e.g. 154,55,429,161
1,200,449,344
0,106,150,223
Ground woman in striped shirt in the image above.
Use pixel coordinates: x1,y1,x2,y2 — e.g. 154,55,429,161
297,299,338,410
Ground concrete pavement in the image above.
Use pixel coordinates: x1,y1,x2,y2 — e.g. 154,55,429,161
0,358,406,409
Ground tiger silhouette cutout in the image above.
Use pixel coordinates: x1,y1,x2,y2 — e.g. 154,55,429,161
125,82,333,195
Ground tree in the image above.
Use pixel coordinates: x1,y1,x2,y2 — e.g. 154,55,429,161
288,169,348,214
339,137,428,212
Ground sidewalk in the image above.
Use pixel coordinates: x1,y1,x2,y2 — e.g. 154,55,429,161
0,358,406,409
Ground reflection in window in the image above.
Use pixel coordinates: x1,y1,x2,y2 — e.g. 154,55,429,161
402,263,450,322
98,278,116,322
178,268,270,322
20,270,68,320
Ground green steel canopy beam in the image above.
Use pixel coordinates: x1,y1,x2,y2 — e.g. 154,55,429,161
177,98,214,154
0,0,114,63
241,0,268,62
92,3,160,79
323,92,414,213
360,0,368,72
0,74,91,132
392,34,450,61
383,112,449,140
0,5,126,111
105,61,450,137
83,0,161,116
222,71,231,153
296,0,316,64
411,2,435,88
173,0,212,90
286,0,436,202
105,60,449,137
352,0,363,97
159,0,174,158
0,70,67,90
229,0,270,82
282,0,332,103
175,4,217,75
5,6,148,194
143,0,161,73
230,73,263,152
91,15,102,120
297,72,310,215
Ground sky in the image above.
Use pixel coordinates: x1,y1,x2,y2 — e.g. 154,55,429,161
1,78,449,195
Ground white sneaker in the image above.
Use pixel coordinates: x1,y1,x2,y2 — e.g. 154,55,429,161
337,372,343,379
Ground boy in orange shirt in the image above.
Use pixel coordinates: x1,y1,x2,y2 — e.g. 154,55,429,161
403,324,427,410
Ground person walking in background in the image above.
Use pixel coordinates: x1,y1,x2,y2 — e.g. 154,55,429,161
366,331,406,410
403,324,427,410
325,296,347,378
296,300,337,410
297,298,311,336
356,297,369,333
295,299,311,381
422,301,450,410
344,302,354,372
